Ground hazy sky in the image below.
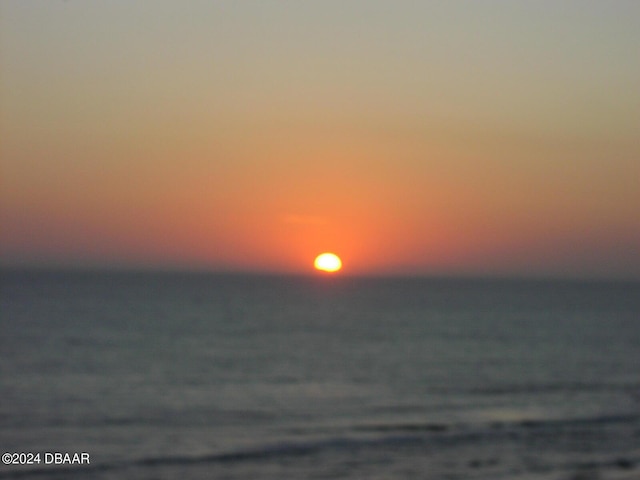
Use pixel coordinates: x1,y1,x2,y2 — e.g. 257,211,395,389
1,1,639,277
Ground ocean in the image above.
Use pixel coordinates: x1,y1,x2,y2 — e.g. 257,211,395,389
1,270,639,479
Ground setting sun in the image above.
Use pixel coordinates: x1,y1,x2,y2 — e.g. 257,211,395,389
314,253,342,273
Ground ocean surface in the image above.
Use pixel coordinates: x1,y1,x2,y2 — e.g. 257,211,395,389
1,270,639,480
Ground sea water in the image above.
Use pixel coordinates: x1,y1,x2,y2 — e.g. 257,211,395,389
1,270,639,479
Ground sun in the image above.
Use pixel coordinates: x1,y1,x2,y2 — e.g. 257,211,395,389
314,253,342,273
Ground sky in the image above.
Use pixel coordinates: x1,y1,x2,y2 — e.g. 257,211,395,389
1,0,639,278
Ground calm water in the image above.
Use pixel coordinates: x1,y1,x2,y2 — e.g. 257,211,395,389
1,270,639,479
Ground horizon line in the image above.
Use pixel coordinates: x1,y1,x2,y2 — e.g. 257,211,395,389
2,263,638,284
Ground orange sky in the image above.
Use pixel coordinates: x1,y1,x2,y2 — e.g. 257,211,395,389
1,1,639,278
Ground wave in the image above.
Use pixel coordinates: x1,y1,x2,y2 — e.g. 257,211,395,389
0,433,433,479
513,413,640,429
464,380,640,397
1,413,638,479
0,438,369,479
356,412,640,433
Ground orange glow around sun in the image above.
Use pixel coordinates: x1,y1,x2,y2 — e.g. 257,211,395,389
314,253,342,273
